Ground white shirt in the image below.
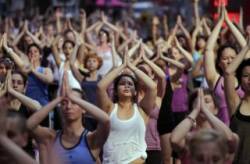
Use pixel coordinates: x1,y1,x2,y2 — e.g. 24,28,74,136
102,104,147,164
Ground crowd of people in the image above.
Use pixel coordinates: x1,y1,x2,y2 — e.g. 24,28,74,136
0,0,250,164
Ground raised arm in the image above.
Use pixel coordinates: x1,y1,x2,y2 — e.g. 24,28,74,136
51,36,63,67
204,10,224,88
224,41,250,115
175,37,194,65
193,0,201,27
0,97,37,164
142,51,166,98
200,89,239,153
225,10,246,48
7,71,41,113
2,34,30,74
97,63,125,113
170,97,200,152
127,56,157,115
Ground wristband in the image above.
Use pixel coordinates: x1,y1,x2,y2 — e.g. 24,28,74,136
186,116,197,128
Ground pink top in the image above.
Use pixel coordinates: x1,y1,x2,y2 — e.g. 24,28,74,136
145,107,161,150
214,76,244,126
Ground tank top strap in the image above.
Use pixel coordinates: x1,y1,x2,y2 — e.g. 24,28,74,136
213,76,222,92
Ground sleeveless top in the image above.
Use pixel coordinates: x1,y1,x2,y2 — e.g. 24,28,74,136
58,61,81,91
81,76,102,106
165,65,189,113
53,129,95,164
25,67,49,106
97,49,113,76
145,106,161,151
230,101,250,164
102,104,147,164
214,76,244,126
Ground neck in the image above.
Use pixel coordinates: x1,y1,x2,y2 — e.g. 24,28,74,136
89,71,97,79
118,99,133,110
32,61,40,69
63,119,84,136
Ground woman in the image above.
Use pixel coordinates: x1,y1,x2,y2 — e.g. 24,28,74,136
3,34,53,106
170,89,239,164
27,72,110,164
224,40,250,164
70,51,103,130
204,10,246,126
97,53,157,163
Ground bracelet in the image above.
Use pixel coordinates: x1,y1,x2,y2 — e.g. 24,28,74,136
186,116,197,128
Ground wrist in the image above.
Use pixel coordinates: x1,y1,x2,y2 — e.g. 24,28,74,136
186,115,197,128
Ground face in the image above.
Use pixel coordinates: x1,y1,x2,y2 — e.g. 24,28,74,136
28,46,40,62
117,76,136,99
63,42,74,59
219,48,236,71
12,73,25,93
24,35,33,45
99,31,108,43
191,142,226,164
86,57,99,71
61,91,84,122
240,66,250,92
0,63,7,77
197,38,206,50
170,47,182,60
6,118,27,147
46,24,54,36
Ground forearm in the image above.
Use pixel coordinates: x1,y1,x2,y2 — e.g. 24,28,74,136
161,56,185,69
31,70,53,84
71,96,109,123
9,89,41,112
0,135,37,164
226,19,246,48
171,109,199,148
26,97,61,130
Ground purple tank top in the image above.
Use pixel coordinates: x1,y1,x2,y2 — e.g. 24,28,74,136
214,76,244,126
145,107,161,150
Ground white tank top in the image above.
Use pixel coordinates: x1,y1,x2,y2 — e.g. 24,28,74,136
102,103,147,164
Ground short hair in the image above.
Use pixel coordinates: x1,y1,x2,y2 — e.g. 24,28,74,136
84,53,103,70
0,57,14,70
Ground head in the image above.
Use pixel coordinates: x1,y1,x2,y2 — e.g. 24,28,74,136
113,74,138,103
236,58,250,93
189,89,218,119
61,89,86,123
6,110,28,148
0,58,13,79
169,47,182,60
84,53,103,71
216,44,237,75
98,29,109,43
196,35,207,50
188,129,229,164
62,40,75,59
45,23,55,36
23,34,33,45
12,70,27,93
27,43,42,62
154,59,167,72
64,29,75,42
